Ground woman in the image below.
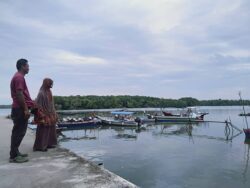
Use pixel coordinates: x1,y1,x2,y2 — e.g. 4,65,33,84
33,78,58,151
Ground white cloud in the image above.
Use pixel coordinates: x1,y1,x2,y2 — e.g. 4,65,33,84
222,50,250,58
52,50,108,65
0,14,94,40
227,63,250,71
59,0,185,34
126,73,151,78
111,0,185,34
0,0,250,104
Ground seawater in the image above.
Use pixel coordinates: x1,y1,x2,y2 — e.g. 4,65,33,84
59,106,250,188
0,108,11,117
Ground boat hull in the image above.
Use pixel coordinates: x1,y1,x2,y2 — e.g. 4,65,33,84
101,119,139,127
244,129,250,139
141,118,156,124
155,116,204,123
57,121,100,130
239,113,250,116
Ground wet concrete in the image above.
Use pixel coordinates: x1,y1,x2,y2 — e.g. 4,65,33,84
0,116,138,188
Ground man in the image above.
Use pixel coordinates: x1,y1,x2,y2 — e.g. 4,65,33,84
9,58,35,163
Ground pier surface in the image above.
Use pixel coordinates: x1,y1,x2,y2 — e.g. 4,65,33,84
0,116,137,188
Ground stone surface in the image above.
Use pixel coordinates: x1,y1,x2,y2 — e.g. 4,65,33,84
0,116,137,188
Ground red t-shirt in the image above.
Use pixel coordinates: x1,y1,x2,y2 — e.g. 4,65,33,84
10,72,34,108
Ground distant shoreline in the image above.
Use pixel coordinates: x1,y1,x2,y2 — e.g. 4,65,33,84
1,95,250,110
0,105,11,109
53,95,250,110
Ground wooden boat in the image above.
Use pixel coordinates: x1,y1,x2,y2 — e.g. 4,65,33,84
239,113,250,116
140,117,156,124
57,120,100,130
155,107,208,123
162,107,208,120
245,138,250,144
57,117,101,130
238,92,250,139
132,114,155,125
97,116,140,127
244,129,250,139
162,111,180,117
96,111,140,127
154,115,204,123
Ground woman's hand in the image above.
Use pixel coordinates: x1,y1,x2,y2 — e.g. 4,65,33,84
24,109,30,119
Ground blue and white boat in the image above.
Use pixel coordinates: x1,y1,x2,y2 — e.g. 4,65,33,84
96,111,141,127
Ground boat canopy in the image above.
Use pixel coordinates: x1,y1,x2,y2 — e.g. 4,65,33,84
111,111,134,115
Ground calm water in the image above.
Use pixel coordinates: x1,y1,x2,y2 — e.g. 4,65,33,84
55,107,250,187
0,108,11,117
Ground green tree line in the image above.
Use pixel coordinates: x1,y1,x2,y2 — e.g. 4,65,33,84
0,105,11,108
53,95,250,110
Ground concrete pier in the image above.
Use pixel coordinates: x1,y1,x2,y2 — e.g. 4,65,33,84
0,116,138,188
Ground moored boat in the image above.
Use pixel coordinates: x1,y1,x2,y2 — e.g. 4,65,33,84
57,117,101,130
96,111,141,127
162,111,180,117
156,107,208,123
239,113,250,116
154,115,204,123
238,92,250,139
140,116,156,124
57,120,100,130
100,118,139,127
244,129,250,139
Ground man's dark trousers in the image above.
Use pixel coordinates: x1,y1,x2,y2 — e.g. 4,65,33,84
10,108,28,159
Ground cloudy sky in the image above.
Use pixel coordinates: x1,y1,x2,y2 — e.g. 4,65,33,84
1,0,249,104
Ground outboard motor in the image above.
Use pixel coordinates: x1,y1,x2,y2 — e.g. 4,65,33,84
147,114,154,119
135,117,142,127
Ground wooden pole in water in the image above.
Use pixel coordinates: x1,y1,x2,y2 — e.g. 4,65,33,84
239,91,249,129
204,120,243,133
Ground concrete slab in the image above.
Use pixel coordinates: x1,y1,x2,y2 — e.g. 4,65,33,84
0,116,138,188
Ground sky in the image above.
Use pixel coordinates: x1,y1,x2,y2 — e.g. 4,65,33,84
1,0,250,104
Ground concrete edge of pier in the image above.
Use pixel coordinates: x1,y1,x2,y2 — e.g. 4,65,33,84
0,116,138,188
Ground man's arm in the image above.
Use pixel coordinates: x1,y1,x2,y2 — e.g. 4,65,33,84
16,90,30,119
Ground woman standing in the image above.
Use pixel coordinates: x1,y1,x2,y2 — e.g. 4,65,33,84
33,78,58,151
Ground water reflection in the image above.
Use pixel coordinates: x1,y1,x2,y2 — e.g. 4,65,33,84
59,128,99,141
59,107,250,188
59,120,243,144
152,123,195,144
151,123,193,137
109,126,138,140
115,133,137,140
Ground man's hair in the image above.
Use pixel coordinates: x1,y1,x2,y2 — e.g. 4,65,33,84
16,59,28,70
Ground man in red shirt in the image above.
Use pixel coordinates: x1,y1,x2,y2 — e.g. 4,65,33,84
9,59,35,163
